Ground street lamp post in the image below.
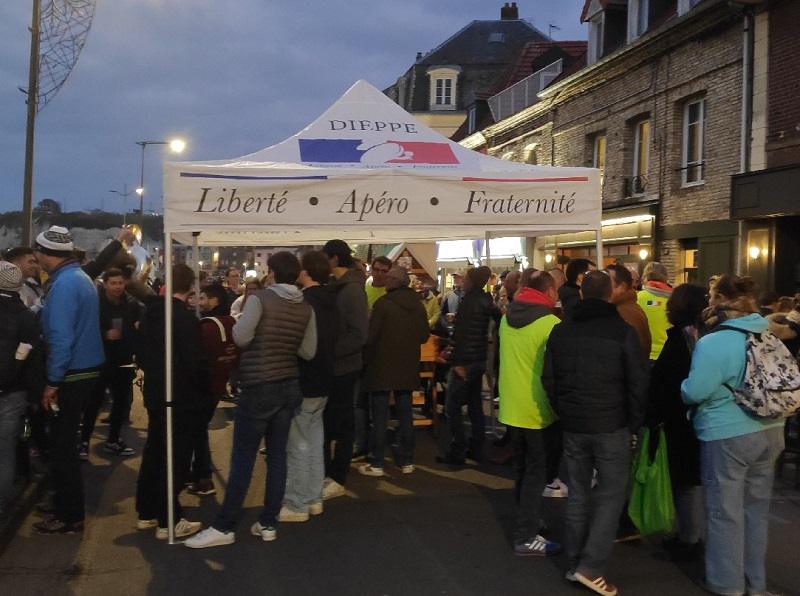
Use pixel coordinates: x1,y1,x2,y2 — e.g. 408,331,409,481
135,138,186,225
109,184,136,225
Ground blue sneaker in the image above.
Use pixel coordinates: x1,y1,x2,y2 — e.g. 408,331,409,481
513,534,562,557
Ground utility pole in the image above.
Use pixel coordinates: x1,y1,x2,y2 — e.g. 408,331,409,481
22,0,41,246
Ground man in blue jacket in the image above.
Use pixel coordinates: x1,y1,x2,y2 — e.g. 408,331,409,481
33,226,104,534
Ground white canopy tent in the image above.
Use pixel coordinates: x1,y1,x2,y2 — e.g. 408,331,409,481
160,80,602,542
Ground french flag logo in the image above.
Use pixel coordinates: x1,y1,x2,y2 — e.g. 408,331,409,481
299,139,459,165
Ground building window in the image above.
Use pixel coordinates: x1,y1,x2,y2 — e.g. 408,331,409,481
682,98,705,185
436,78,453,106
467,106,477,134
593,134,606,187
632,119,650,194
678,0,702,16
628,0,649,41
427,66,460,111
588,14,604,64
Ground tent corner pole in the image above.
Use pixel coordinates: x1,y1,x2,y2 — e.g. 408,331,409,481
484,231,491,269
192,232,201,317
595,228,604,268
165,232,176,544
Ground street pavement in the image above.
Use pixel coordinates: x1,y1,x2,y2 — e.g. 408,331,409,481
0,394,798,596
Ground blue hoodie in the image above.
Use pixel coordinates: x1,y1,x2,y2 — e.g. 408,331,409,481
41,261,104,384
681,313,783,441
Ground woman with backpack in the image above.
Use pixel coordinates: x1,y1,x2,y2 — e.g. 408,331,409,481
682,274,786,596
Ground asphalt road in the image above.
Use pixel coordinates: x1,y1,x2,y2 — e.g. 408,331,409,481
0,394,798,596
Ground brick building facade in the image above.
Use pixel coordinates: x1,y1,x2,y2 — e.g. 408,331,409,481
463,0,758,285
731,0,800,295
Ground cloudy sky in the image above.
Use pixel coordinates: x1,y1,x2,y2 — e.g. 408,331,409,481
0,1,586,214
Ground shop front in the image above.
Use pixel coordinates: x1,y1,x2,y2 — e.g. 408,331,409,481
538,205,656,273
732,164,800,295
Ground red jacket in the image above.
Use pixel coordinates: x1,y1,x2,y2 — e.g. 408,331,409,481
200,314,239,397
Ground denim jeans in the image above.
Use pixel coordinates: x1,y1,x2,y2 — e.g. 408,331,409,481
353,380,369,454
445,362,485,460
510,423,562,540
324,372,358,485
214,379,302,532
563,428,631,576
369,391,414,468
701,427,784,595
0,391,27,514
283,396,327,513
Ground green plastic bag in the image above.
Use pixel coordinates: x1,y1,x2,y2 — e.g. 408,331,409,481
627,428,675,536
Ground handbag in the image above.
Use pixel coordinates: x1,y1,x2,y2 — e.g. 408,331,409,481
628,427,675,535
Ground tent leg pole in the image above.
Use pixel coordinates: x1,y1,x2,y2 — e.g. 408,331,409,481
484,231,497,438
165,232,176,545
192,232,200,317
595,228,604,268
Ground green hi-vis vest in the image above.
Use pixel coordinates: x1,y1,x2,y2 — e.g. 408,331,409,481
637,288,672,360
498,313,560,430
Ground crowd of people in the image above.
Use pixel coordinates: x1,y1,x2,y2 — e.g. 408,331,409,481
1,224,798,596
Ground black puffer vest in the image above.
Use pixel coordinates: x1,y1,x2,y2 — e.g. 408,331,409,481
451,288,496,365
238,289,311,386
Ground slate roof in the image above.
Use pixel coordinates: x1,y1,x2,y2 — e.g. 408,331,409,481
386,18,549,113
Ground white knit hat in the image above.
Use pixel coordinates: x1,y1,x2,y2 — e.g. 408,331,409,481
0,261,23,292
35,225,74,253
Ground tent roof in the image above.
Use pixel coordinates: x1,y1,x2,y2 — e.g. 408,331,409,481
164,80,601,246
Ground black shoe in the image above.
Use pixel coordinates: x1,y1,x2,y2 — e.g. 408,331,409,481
34,517,84,534
435,454,465,466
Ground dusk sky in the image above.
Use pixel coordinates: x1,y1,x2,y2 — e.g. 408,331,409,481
0,1,586,214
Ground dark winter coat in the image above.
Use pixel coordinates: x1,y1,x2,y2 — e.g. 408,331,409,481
299,284,338,398
0,290,45,400
363,286,430,392
138,295,208,411
543,298,649,434
332,268,369,376
558,282,581,321
98,289,142,367
647,325,701,487
451,288,499,366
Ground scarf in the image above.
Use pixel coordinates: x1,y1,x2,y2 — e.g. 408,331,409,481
701,295,758,333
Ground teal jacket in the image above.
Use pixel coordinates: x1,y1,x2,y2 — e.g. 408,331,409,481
681,313,783,441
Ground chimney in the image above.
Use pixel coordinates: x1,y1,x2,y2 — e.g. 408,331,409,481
501,2,519,20
416,51,423,61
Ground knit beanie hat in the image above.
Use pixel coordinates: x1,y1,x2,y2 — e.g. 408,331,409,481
385,265,410,287
0,261,23,292
35,225,74,255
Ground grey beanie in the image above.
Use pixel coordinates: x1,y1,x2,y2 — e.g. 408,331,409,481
0,261,23,292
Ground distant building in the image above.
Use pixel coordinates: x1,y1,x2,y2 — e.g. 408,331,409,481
384,2,549,138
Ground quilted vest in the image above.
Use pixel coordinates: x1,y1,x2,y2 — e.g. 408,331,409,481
238,290,311,386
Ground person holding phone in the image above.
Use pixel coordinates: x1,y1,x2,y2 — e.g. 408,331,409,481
79,268,143,459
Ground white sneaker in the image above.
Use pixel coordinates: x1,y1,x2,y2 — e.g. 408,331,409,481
136,518,158,530
308,502,323,516
358,464,385,477
278,506,309,523
542,479,568,498
401,465,415,474
250,521,277,542
156,518,202,540
184,526,235,548
322,479,346,500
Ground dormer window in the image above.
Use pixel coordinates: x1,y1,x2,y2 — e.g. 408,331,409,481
588,13,604,64
627,0,649,42
427,66,460,111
